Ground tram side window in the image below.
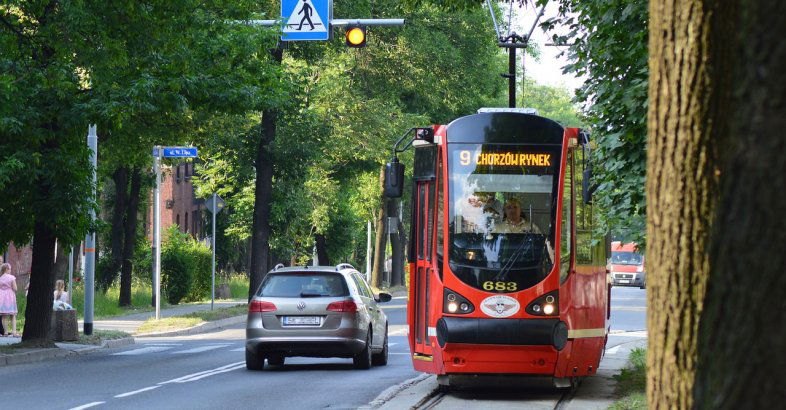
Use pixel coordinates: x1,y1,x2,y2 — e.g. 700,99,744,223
436,154,443,256
427,180,435,261
575,147,593,265
560,150,573,282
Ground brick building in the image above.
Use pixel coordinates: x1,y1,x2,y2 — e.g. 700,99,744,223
147,162,206,240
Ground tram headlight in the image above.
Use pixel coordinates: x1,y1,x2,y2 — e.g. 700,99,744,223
543,304,555,315
443,288,475,314
526,291,559,316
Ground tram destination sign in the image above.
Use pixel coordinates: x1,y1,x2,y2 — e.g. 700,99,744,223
458,151,552,167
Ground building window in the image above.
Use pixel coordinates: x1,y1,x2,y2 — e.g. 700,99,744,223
176,165,181,183
185,212,189,233
176,214,180,227
193,210,198,237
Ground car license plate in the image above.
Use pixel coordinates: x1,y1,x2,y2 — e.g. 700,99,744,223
283,316,320,326
619,279,630,284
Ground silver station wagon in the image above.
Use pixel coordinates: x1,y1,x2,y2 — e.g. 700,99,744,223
245,264,392,370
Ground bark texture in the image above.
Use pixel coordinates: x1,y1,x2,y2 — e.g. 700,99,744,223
119,168,142,306
695,1,786,407
22,222,57,345
106,166,128,290
371,166,387,287
646,0,728,407
249,46,283,300
315,233,330,265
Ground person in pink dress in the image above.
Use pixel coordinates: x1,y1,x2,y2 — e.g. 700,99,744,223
0,263,20,337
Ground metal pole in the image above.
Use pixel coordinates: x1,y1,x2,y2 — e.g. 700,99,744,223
366,220,372,282
509,47,516,108
68,247,73,302
211,193,217,310
84,125,97,335
154,147,162,319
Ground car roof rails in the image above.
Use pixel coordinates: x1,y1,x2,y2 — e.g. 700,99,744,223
335,263,355,271
273,263,285,271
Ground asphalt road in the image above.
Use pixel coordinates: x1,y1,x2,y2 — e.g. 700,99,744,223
1,290,645,410
608,286,647,332
0,298,417,410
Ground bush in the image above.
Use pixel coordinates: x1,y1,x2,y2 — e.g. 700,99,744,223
184,238,212,302
162,228,194,304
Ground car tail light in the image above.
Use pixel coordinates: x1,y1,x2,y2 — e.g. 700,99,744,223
249,300,277,312
326,300,358,313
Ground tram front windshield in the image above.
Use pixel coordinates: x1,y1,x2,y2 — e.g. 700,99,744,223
449,143,560,292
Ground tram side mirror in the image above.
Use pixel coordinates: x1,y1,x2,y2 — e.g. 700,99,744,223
384,159,405,198
582,167,596,205
415,127,434,144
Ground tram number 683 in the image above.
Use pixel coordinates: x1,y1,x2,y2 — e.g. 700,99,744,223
483,281,517,292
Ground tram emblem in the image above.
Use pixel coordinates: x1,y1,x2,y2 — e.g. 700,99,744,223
480,295,520,318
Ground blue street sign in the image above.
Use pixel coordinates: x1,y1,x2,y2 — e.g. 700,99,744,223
281,0,331,41
157,147,198,158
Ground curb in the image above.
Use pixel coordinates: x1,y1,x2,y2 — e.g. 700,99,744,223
0,336,136,368
0,347,75,367
134,314,246,338
360,374,432,409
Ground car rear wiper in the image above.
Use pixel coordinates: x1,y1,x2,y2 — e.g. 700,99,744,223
300,292,327,297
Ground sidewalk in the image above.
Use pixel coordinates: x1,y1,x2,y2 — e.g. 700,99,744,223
78,299,247,334
370,332,648,409
1,299,247,368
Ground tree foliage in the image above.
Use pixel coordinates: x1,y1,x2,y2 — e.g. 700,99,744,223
540,0,648,245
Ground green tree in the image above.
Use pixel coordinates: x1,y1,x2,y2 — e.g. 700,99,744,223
519,77,582,127
540,0,648,245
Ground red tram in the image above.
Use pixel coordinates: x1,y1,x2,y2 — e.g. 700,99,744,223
384,108,610,388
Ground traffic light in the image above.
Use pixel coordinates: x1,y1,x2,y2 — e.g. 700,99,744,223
345,26,366,48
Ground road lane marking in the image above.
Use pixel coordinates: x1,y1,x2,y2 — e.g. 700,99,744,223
114,386,160,398
230,348,245,352
393,296,407,300
172,344,232,354
605,345,621,355
142,343,182,346
158,361,245,384
69,402,105,410
380,305,406,309
112,346,173,355
389,343,398,346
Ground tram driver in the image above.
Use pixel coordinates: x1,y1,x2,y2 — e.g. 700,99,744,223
497,197,542,234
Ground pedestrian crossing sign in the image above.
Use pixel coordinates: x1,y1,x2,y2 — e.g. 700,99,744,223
281,0,331,41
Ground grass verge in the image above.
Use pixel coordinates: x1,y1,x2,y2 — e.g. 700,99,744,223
135,304,248,334
609,348,647,410
73,330,131,345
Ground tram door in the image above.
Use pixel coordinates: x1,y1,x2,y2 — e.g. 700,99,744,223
412,146,438,357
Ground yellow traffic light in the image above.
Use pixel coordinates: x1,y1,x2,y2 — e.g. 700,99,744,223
346,26,366,47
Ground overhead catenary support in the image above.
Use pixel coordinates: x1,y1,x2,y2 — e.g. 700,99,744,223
243,19,404,27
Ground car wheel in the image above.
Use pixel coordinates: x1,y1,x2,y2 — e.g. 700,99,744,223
372,324,389,366
246,349,265,371
353,330,373,370
268,354,285,366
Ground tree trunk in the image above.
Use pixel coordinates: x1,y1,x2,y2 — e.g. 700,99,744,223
371,166,387,287
106,166,128,290
646,1,727,407
22,221,57,345
315,233,330,265
249,46,283,300
119,168,142,306
694,1,786,408
52,239,68,281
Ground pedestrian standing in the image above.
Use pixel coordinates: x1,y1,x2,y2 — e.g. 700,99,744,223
0,263,19,337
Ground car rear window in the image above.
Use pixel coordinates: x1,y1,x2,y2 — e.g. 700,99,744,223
257,273,349,297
